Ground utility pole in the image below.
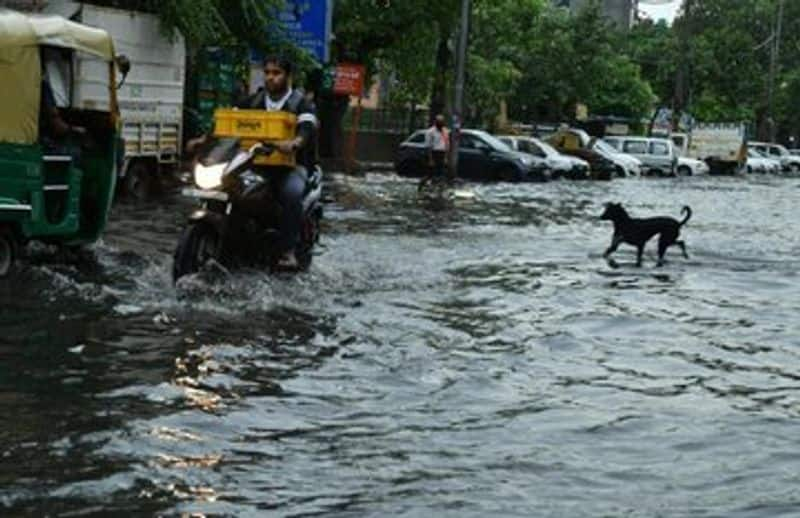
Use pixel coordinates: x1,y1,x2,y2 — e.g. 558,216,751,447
766,0,785,143
449,0,471,181
673,0,694,131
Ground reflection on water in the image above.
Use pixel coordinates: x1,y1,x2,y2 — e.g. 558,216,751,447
2,174,800,516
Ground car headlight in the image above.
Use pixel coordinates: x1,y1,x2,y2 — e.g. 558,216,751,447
194,163,226,190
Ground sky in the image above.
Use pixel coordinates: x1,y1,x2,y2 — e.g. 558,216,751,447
639,0,682,24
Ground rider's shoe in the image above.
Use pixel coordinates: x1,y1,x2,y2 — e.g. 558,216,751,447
277,250,299,269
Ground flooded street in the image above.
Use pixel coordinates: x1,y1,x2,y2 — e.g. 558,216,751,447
2,174,800,516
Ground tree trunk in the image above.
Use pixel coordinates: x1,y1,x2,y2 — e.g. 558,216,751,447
318,95,350,159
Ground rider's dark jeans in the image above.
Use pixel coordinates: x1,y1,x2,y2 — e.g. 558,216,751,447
278,166,308,253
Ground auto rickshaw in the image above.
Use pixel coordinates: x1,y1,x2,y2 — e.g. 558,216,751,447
0,10,129,277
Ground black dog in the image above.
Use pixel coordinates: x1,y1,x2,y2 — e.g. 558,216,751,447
600,203,692,267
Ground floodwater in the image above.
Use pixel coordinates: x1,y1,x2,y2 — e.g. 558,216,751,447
2,173,800,517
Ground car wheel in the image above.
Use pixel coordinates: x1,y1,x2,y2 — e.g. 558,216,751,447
615,165,626,178
790,163,800,174
677,166,692,177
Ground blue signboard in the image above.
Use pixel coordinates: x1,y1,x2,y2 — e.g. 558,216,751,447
278,0,333,63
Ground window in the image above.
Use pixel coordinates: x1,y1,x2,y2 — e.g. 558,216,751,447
650,142,669,156
623,141,649,154
605,139,621,151
460,135,478,149
408,132,425,144
518,140,538,155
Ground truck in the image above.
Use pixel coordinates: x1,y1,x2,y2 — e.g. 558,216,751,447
43,1,186,197
671,123,747,175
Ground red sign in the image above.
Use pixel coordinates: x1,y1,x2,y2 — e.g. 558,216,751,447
333,63,366,96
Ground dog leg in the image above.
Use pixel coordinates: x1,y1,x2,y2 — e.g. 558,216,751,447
676,240,689,259
603,235,622,259
657,238,671,267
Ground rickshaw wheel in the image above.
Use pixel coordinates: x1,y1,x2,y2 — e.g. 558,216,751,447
0,227,19,278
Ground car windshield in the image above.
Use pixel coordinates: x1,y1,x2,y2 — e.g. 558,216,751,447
748,149,765,158
594,140,619,155
472,131,513,152
533,138,559,157
774,145,790,156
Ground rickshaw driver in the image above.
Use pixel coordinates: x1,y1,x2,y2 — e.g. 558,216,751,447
39,56,89,160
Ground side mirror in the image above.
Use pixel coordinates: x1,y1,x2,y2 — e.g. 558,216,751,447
115,55,131,89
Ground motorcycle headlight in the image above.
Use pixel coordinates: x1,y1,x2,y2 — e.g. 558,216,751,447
194,163,226,190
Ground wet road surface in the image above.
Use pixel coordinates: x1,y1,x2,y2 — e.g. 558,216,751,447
2,174,800,516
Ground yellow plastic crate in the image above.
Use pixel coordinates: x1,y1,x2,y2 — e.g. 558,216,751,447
213,109,297,167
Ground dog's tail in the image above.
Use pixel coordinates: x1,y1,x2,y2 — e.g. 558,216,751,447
680,205,692,227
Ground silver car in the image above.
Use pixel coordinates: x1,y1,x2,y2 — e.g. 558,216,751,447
498,135,590,180
604,136,678,177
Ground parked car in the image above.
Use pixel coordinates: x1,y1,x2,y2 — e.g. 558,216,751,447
497,136,590,180
747,142,800,173
676,156,710,176
396,129,550,182
545,127,623,180
746,148,782,174
604,136,677,177
592,138,643,177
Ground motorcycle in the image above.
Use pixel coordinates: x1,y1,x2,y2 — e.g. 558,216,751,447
173,138,323,282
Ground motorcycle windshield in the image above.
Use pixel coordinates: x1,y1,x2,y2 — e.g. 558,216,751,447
201,138,240,167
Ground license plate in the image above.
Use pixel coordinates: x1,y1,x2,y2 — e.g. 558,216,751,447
182,188,229,202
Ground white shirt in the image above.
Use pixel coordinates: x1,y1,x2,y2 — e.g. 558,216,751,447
265,88,294,111
425,126,450,152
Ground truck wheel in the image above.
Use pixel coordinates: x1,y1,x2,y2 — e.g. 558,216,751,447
0,226,19,278
124,161,155,200
173,222,220,282
677,166,692,177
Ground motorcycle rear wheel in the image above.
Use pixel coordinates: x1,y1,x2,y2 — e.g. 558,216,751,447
173,222,220,282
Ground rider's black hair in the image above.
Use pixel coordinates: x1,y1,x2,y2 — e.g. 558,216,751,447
263,55,294,76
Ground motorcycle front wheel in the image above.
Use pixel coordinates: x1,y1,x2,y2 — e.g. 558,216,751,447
173,222,220,282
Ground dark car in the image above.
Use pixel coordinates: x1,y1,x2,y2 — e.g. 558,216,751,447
395,129,550,182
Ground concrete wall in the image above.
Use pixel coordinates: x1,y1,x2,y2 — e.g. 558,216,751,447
353,130,407,164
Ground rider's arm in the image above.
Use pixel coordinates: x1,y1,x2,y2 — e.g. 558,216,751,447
280,98,317,154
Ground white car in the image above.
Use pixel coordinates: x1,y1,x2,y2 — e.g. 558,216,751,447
676,156,709,176
746,149,782,174
748,142,800,173
593,139,643,177
498,135,591,179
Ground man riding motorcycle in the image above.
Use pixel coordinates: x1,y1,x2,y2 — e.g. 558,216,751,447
238,55,318,269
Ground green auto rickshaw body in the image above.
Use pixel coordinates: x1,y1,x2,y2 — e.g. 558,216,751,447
0,10,121,249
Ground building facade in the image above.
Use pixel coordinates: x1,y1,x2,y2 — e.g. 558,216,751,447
553,0,638,29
